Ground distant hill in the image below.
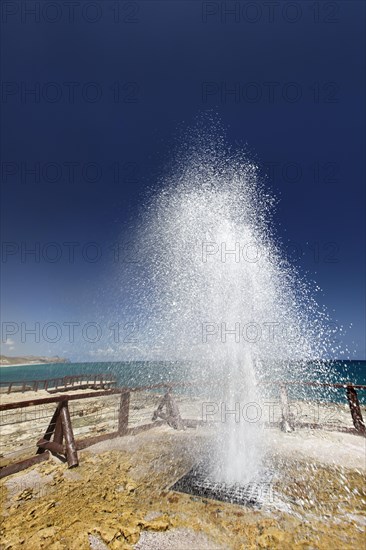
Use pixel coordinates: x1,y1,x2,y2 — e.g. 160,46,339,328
0,355,69,366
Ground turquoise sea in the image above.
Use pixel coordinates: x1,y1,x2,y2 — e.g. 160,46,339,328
0,360,365,404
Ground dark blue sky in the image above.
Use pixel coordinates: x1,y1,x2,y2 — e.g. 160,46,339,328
1,1,365,360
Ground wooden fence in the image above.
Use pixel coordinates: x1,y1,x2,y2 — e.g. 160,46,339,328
0,381,365,479
0,373,117,394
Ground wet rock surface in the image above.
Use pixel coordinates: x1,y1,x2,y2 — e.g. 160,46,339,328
0,428,365,549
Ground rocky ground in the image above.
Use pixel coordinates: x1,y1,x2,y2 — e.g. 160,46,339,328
0,423,365,550
0,391,365,549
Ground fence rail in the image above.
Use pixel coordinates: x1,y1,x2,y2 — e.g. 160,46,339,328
0,380,365,479
0,373,117,394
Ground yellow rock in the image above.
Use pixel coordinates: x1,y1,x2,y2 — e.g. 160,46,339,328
110,539,132,550
39,526,58,539
48,542,64,550
100,526,119,543
15,489,33,501
256,526,288,548
120,525,140,543
1,446,365,550
142,518,170,531
68,532,90,549
125,482,137,493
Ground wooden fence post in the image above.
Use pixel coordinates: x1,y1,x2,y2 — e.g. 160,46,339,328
53,414,64,444
118,391,130,435
165,391,184,430
152,394,168,422
60,400,79,467
152,390,183,430
36,402,62,454
280,384,294,433
346,386,366,436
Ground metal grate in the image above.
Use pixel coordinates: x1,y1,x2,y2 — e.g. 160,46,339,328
170,462,274,508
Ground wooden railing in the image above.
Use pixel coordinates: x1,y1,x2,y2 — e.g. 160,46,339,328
274,381,366,435
0,380,364,479
0,384,175,478
0,373,117,394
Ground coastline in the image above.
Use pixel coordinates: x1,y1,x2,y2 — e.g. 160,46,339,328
0,362,61,368
0,356,69,368
0,363,49,369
